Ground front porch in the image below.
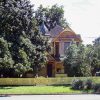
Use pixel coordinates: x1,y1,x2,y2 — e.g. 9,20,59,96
46,61,66,77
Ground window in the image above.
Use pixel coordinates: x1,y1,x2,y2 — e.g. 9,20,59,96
56,68,61,73
55,42,60,57
64,42,70,54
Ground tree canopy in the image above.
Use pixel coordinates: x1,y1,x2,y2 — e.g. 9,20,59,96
35,4,68,31
0,0,49,77
64,43,100,77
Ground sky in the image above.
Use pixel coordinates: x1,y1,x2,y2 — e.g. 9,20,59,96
30,0,100,45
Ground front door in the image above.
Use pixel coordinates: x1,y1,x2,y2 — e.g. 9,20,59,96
47,64,52,77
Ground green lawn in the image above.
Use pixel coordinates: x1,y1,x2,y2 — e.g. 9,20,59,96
0,86,84,94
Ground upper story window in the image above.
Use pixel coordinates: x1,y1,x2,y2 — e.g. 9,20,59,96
64,42,70,54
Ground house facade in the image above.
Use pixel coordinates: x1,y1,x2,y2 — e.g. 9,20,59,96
38,24,82,77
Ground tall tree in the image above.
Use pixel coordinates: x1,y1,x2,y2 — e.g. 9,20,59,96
63,44,81,76
64,44,92,77
92,37,100,75
0,0,49,77
35,4,68,31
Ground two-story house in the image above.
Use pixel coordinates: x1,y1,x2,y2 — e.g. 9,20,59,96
38,24,82,77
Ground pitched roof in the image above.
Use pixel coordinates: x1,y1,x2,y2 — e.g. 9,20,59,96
52,26,82,42
63,25,75,33
39,22,48,35
46,25,63,37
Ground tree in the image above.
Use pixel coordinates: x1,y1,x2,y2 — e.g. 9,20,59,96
93,36,100,46
64,43,81,76
0,0,49,77
0,38,14,77
89,37,100,75
35,4,68,31
91,57,100,75
64,44,92,77
93,37,100,59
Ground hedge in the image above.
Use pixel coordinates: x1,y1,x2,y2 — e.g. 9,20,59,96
0,77,100,86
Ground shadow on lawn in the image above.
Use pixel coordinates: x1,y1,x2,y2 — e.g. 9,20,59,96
50,84,70,87
0,87,12,89
0,95,11,97
0,86,15,90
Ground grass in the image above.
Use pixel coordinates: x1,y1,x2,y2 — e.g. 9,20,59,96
0,86,84,94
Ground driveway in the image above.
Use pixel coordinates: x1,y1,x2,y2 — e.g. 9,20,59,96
0,95,100,100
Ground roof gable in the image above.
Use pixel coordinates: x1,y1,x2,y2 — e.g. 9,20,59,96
46,25,63,37
52,26,82,42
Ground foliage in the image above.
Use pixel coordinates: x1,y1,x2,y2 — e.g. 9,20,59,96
71,79,84,90
0,38,14,77
64,44,88,76
84,79,93,90
71,79,93,91
35,4,68,31
92,37,100,75
0,0,49,77
63,43,100,76
64,44,79,76
95,45,100,59
93,84,100,94
81,64,92,77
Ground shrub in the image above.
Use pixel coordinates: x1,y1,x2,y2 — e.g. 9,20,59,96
71,79,84,90
93,84,100,94
84,79,93,90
